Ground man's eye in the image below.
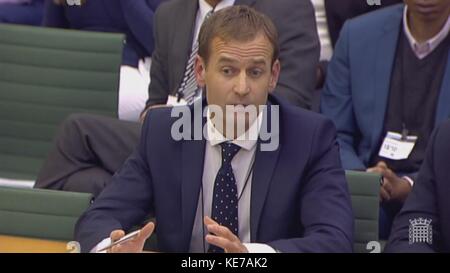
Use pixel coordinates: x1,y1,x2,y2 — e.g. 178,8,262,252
249,69,263,78
222,68,234,76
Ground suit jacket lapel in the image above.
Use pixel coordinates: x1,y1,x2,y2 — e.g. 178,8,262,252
180,100,206,251
435,52,450,124
171,0,198,90
370,11,402,152
250,102,281,241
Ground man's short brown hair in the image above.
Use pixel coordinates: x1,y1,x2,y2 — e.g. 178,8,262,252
198,5,279,66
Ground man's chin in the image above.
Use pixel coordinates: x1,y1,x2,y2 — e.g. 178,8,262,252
411,4,442,19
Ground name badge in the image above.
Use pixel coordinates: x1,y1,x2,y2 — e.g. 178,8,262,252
166,95,187,106
378,131,417,160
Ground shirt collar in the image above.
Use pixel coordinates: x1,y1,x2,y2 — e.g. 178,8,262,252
403,6,450,59
206,106,263,151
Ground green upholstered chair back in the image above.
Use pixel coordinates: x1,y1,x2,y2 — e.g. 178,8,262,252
0,23,124,181
0,186,92,241
346,170,381,253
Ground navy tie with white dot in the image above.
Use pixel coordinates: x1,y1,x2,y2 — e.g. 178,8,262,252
208,142,241,253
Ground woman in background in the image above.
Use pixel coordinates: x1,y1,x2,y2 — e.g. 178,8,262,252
43,0,165,121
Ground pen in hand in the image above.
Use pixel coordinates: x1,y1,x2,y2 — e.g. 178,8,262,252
97,229,141,252
98,221,155,253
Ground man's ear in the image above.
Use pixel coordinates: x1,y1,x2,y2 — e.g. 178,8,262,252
195,55,207,88
268,59,281,93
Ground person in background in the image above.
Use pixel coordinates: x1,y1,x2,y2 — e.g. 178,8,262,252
386,120,450,253
321,0,450,239
313,0,403,94
43,0,165,121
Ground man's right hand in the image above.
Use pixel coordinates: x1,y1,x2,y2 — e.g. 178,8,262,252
108,221,155,253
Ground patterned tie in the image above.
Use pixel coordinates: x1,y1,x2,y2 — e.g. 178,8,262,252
177,10,214,104
208,142,241,253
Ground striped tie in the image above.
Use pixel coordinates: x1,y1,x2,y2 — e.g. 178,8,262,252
177,10,214,104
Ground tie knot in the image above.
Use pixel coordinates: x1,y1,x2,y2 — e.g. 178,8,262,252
220,142,241,164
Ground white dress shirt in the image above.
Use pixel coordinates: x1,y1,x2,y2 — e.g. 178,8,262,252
189,108,275,253
311,0,333,61
403,6,450,60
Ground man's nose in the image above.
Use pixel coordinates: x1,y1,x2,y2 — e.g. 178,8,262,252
233,72,250,96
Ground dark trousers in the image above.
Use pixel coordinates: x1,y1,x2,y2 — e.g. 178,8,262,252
379,201,403,240
34,113,141,197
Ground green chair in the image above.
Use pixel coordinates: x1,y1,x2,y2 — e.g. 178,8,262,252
0,186,92,241
345,170,381,253
0,23,124,183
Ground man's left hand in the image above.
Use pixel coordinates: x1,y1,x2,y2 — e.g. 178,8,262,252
204,216,248,253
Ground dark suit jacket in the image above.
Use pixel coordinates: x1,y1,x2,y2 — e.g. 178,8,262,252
42,0,164,67
316,0,403,89
75,94,353,253
146,0,320,109
386,120,450,252
320,4,450,177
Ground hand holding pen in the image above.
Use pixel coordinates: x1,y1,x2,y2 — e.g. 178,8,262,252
98,221,155,253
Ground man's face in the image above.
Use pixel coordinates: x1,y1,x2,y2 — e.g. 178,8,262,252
404,0,450,20
195,34,280,137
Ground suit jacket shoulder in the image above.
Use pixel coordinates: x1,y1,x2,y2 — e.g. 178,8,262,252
324,0,403,47
344,3,404,38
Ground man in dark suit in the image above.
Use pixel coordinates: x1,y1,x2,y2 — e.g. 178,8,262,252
320,1,450,238
386,120,450,252
35,0,320,197
75,6,353,253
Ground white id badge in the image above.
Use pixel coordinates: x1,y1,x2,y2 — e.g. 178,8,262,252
166,95,187,106
378,131,417,160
